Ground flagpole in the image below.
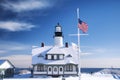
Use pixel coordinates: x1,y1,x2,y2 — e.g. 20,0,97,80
77,8,81,80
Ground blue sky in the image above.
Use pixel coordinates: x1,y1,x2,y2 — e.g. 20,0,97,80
0,0,120,68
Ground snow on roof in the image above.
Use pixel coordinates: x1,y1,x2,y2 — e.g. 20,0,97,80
0,59,15,69
47,46,64,54
66,60,76,64
32,46,52,56
32,45,79,65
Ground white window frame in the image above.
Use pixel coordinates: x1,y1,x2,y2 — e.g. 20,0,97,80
48,55,51,59
59,55,63,59
37,65,44,71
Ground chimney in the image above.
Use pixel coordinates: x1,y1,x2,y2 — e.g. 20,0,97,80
65,42,68,48
41,42,44,47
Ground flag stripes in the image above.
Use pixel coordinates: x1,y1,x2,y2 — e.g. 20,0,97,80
78,19,88,33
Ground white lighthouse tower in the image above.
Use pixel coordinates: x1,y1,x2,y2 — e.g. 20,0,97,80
54,23,63,47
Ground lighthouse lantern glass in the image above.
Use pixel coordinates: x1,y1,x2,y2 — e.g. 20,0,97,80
56,27,61,32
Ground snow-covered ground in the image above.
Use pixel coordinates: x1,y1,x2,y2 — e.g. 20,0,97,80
3,68,120,80
3,73,120,80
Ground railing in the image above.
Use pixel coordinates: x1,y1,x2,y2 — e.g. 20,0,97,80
33,71,47,75
33,71,77,75
64,71,77,74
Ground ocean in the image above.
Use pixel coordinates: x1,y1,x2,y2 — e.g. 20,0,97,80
81,68,120,74
81,68,104,73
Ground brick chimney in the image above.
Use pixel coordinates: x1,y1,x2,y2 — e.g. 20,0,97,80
41,42,44,47
65,42,68,48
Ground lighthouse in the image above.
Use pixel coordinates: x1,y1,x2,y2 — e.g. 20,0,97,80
54,23,63,47
32,23,79,77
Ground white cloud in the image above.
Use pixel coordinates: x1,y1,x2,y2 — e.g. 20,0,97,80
0,21,35,31
0,43,30,51
0,41,31,55
81,58,120,68
0,50,7,54
81,46,107,54
0,41,31,68
1,0,51,12
81,52,93,56
93,48,107,53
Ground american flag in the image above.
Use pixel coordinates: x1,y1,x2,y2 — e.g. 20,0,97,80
78,19,88,33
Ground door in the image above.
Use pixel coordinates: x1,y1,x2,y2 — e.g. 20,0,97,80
59,66,63,74
48,66,52,75
53,66,58,75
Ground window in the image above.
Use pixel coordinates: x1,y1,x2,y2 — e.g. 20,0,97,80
56,27,61,32
47,54,64,60
48,55,51,59
66,65,69,71
54,67,57,72
66,65,73,71
69,65,73,71
49,68,51,71
60,68,63,71
37,65,44,71
59,55,63,59
37,65,40,71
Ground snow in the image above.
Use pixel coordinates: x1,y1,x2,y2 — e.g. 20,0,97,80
0,60,14,69
3,72,120,80
3,68,120,80
47,46,64,54
32,46,79,65
32,46,52,56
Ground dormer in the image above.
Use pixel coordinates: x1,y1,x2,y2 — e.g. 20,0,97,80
66,54,72,57
38,54,44,57
46,54,64,60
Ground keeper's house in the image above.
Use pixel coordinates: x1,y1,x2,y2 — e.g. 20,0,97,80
32,23,79,77
0,60,15,78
